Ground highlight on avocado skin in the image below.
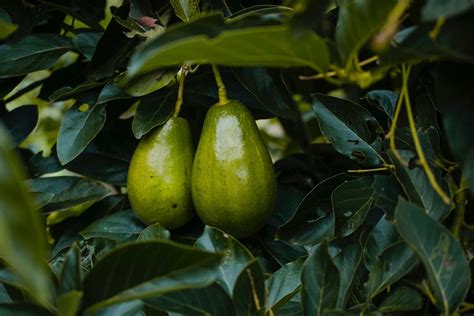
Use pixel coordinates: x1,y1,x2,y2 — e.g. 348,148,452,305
191,100,276,238
127,117,194,229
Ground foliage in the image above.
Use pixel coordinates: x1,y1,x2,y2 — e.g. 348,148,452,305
0,0,474,315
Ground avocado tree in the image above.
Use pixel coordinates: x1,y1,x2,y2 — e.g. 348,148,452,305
1,0,474,315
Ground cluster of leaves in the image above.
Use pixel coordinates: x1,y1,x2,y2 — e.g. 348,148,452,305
1,0,474,315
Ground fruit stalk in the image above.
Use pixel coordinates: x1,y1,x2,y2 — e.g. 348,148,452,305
211,64,229,105
173,66,187,118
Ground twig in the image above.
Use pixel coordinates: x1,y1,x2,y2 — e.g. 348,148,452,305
246,268,262,312
299,56,379,80
451,177,468,239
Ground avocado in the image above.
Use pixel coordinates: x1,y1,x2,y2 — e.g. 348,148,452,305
192,100,276,238
127,117,194,229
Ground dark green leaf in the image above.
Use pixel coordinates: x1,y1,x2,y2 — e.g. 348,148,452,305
96,81,133,105
389,150,451,220
372,175,403,219
312,94,384,166
58,244,82,295
57,101,107,164
82,240,222,312
336,0,397,65
72,32,102,61
80,210,145,242
422,0,474,21
116,69,177,97
301,242,339,316
365,241,418,299
363,90,398,119
137,223,171,241
0,105,38,147
27,176,110,213
87,300,143,316
266,257,305,312
170,0,200,21
49,82,105,102
394,199,470,314
132,89,176,139
0,34,72,78
378,286,423,313
288,0,331,37
38,0,105,30
332,177,375,237
0,12,17,40
57,291,83,316
144,283,235,315
0,303,51,316
233,260,265,316
363,216,398,271
195,226,254,294
0,128,53,307
128,14,329,78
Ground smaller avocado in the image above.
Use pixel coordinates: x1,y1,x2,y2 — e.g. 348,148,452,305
127,117,194,229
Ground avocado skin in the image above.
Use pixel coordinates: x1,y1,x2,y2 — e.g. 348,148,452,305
192,100,276,238
127,117,194,229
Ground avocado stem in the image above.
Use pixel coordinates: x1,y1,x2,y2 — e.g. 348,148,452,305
173,66,187,118
211,64,229,105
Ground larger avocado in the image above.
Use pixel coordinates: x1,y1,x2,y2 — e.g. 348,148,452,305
192,100,276,238
127,117,194,229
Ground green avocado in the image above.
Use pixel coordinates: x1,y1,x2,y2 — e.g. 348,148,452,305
192,100,276,238
127,117,194,229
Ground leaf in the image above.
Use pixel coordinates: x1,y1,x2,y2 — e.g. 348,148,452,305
96,81,133,105
301,242,339,316
389,150,451,220
372,175,403,219
266,257,305,312
0,34,72,78
0,303,52,316
184,66,293,119
128,14,329,78
378,286,423,313
233,260,266,316
132,89,176,139
336,0,397,65
57,291,83,316
144,283,235,315
0,14,17,40
82,240,222,313
116,69,177,97
80,210,146,242
49,81,105,102
363,90,398,119
27,176,111,213
365,241,418,299
312,94,384,166
330,241,363,308
170,0,200,21
57,100,107,164
72,32,102,61
37,0,105,30
332,177,375,237
137,223,171,241
363,215,398,271
58,244,82,295
278,174,347,245
0,128,53,307
195,226,254,295
422,0,474,21
0,105,38,147
394,199,470,314
288,0,331,37
86,300,144,316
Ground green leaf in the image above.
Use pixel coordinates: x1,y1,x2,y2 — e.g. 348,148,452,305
80,210,146,242
170,0,200,21
378,286,423,313
144,283,235,315
312,94,384,166
49,81,105,102
137,223,171,241
128,14,329,78
0,34,72,78
394,199,470,314
132,89,176,139
372,175,403,219
57,291,83,316
0,14,17,40
278,174,347,245
1,105,38,147
82,240,222,313
57,101,107,164
336,0,397,66
96,81,133,105
116,69,177,97
422,0,474,21
363,216,398,271
389,150,451,221
58,244,82,295
233,260,266,316
265,257,305,312
195,226,254,294
330,241,363,308
365,241,418,299
0,128,54,307
332,177,375,237
27,176,111,213
72,32,102,61
301,241,339,316
363,90,398,119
